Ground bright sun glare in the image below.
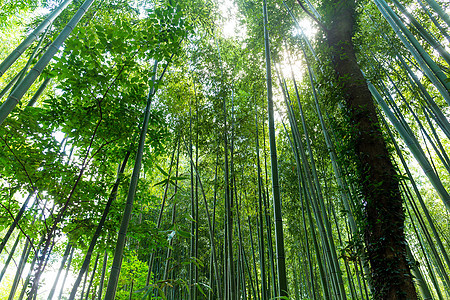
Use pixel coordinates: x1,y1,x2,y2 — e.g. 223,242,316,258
218,0,243,38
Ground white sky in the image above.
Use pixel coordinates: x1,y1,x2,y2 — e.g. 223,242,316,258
218,0,245,38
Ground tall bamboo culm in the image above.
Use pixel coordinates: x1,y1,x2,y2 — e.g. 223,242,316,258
262,0,288,296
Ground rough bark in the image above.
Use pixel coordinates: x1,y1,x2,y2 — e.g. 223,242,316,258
324,0,417,299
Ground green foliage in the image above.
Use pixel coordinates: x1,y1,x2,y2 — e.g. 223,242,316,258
115,251,149,299
1,0,450,299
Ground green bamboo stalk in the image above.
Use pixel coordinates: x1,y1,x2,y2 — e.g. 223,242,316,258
420,128,441,180
292,265,300,300
222,94,235,299
236,244,242,299
58,247,74,300
47,243,72,300
279,115,328,299
329,194,358,299
282,21,365,290
303,0,321,20
241,232,257,300
0,70,22,100
406,243,433,300
146,138,178,288
284,90,340,299
17,200,53,300
212,37,229,300
392,53,450,140
306,62,372,286
9,24,50,97
0,190,36,254
422,108,450,170
230,91,238,299
286,116,340,298
416,0,450,43
189,101,195,300
355,260,370,300
6,197,52,299
26,238,55,299
261,123,277,299
163,142,180,293
402,102,450,174
403,182,446,298
248,217,261,300
0,0,72,78
223,215,228,300
254,103,267,300
97,250,107,300
283,70,346,299
369,83,450,210
262,0,287,296
404,182,450,293
69,150,131,300
183,137,222,299
282,2,316,59
0,233,21,283
163,204,176,288
283,135,317,300
374,0,450,105
209,140,220,300
276,70,341,299
17,244,37,300
298,229,315,300
194,90,199,300
128,279,135,300
405,199,446,299
234,188,246,299
79,266,89,300
104,60,158,300
84,253,100,300
8,238,33,300
27,77,51,107
423,0,450,27
382,114,450,289
281,12,354,296
390,0,450,65
321,162,357,298
377,74,450,173
241,247,248,299
298,152,330,299
0,0,95,126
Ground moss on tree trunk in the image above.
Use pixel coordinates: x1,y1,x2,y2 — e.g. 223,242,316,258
324,0,417,298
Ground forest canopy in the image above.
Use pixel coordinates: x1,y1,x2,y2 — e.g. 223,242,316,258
0,0,449,299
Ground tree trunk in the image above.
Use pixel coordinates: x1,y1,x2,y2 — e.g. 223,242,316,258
325,1,417,298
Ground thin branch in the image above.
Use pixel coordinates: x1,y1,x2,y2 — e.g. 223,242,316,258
295,0,328,32
0,136,38,192
0,202,37,254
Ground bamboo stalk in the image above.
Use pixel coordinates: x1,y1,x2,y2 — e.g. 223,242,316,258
262,0,288,296
0,190,36,254
0,0,72,78
369,83,450,209
0,0,95,126
104,60,158,299
69,150,131,300
47,243,72,300
374,0,450,105
423,0,450,28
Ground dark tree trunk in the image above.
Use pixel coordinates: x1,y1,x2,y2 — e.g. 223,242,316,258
324,1,417,299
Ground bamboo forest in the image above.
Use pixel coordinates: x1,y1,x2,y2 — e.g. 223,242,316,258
1,0,450,299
